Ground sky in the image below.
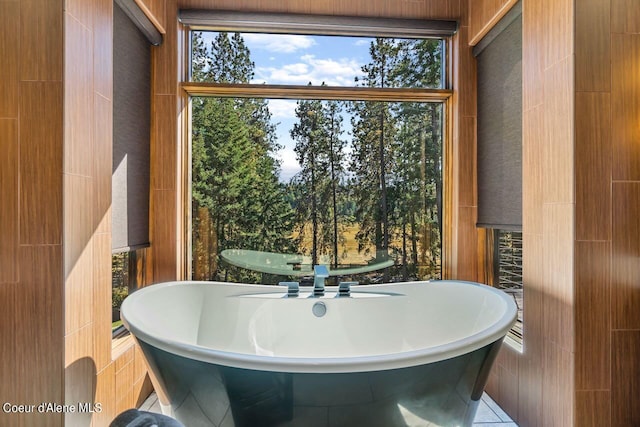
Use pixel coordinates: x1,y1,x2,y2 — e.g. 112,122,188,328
199,32,374,182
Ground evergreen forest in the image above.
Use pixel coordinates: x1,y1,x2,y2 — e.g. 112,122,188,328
191,31,443,284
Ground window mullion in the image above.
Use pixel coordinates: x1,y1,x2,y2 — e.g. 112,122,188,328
181,82,452,103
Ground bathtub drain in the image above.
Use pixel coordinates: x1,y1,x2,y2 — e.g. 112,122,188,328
312,301,327,317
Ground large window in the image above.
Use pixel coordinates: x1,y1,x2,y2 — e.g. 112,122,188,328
190,32,445,89
185,26,450,285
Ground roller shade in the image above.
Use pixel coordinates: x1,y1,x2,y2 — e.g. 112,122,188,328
112,2,151,252
114,0,163,45
474,3,522,231
179,10,457,38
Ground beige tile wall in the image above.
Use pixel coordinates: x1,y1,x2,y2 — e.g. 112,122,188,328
470,0,577,425
0,1,64,426
474,0,640,425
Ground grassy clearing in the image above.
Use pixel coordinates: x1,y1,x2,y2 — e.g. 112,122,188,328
293,222,439,270
292,223,381,266
111,320,123,331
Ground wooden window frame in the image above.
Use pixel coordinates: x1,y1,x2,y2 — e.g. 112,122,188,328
177,21,454,280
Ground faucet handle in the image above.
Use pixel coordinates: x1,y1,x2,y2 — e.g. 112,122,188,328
314,264,329,278
337,281,359,297
279,281,299,298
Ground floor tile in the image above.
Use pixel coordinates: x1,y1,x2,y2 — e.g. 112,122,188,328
472,423,519,427
140,391,519,426
473,400,502,423
481,393,514,422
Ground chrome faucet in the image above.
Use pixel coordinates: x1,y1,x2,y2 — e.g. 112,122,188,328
313,265,329,297
337,281,359,297
279,281,299,298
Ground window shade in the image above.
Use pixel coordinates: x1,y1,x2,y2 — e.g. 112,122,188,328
114,0,162,45
474,3,522,231
179,10,457,38
112,2,151,252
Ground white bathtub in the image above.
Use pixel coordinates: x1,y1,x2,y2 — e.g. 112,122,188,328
122,280,517,427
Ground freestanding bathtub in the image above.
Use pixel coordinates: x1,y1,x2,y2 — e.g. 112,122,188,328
121,280,517,427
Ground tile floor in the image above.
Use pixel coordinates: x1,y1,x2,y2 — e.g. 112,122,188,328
472,394,518,426
140,391,518,426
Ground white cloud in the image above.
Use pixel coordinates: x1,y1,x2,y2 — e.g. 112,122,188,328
280,63,309,75
267,99,298,119
255,54,362,86
243,34,316,53
354,39,370,47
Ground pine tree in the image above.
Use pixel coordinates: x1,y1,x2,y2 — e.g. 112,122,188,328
350,39,401,259
191,31,295,281
323,100,346,267
391,39,444,278
393,39,443,88
291,97,327,266
191,32,208,82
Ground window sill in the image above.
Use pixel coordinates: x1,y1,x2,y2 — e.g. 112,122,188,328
503,333,523,354
112,327,134,360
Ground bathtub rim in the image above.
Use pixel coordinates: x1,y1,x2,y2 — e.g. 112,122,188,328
121,280,517,374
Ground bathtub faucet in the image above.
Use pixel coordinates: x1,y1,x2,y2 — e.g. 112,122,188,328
337,281,359,297
279,281,299,298
313,265,329,297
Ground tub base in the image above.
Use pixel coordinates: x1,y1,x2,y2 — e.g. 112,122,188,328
137,339,502,427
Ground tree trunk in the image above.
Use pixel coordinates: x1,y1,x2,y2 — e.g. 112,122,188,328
432,104,443,250
210,211,218,279
411,213,418,268
194,206,209,280
402,222,408,280
310,146,318,266
419,122,428,267
329,117,339,268
216,211,223,280
379,57,389,255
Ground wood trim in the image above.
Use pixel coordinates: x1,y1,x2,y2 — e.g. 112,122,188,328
134,0,166,34
177,22,191,281
469,0,519,46
179,91,191,281
181,82,452,102
441,95,454,280
442,32,457,280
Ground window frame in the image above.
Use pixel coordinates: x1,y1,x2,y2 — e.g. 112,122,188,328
179,18,454,280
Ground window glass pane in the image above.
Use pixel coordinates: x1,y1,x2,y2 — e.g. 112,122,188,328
191,97,443,284
111,252,130,332
190,31,444,89
112,249,146,333
496,230,523,345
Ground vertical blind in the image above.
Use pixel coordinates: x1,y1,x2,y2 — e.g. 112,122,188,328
112,2,152,252
474,2,522,231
